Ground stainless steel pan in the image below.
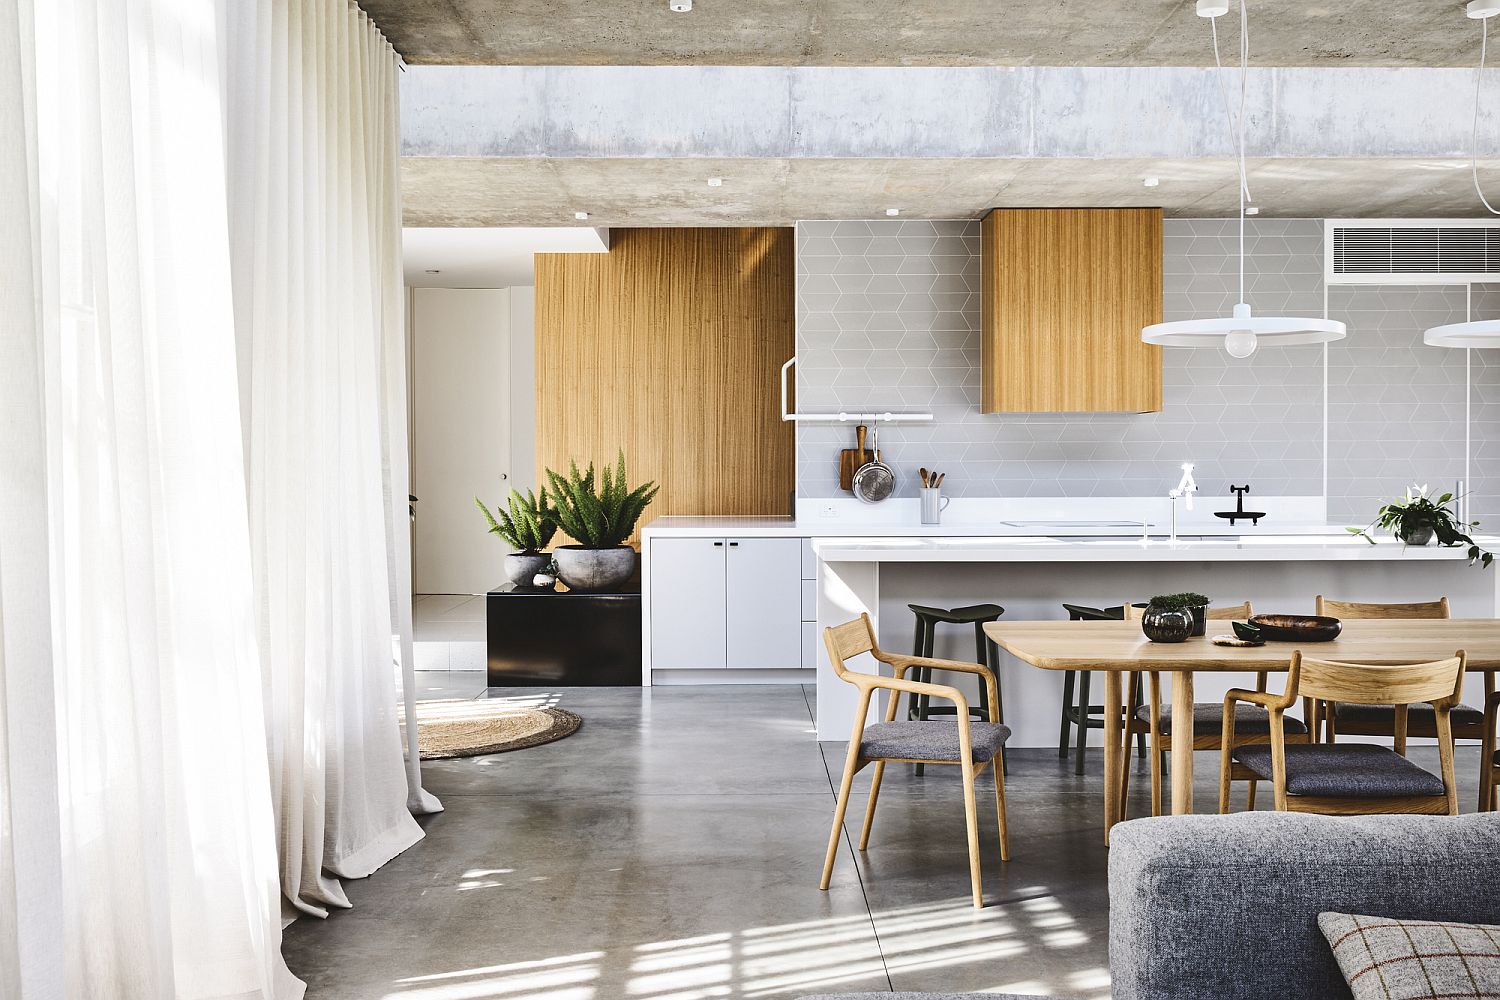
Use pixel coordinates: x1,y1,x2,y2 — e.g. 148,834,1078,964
851,424,896,503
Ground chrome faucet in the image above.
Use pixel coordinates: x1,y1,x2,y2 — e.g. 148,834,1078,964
1168,463,1198,542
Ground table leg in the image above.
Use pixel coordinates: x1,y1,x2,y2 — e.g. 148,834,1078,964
1103,670,1122,844
1170,670,1194,815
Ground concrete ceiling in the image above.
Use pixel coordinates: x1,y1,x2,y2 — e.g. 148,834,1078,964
402,156,1496,228
361,0,1478,68
402,226,610,286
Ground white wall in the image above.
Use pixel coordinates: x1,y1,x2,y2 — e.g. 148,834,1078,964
411,287,535,594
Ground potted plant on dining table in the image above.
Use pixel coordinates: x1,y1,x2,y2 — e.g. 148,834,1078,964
1140,592,1211,643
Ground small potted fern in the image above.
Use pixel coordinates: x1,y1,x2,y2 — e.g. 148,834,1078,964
475,487,558,588
545,452,659,592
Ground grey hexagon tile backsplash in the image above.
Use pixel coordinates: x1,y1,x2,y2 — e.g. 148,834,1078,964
795,218,1500,526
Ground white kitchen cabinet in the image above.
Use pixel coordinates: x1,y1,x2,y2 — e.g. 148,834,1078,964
650,537,729,669
725,538,802,669
650,536,803,671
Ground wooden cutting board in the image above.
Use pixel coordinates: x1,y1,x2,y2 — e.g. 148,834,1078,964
838,424,869,492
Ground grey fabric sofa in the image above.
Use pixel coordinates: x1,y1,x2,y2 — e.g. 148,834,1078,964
798,810,1500,1000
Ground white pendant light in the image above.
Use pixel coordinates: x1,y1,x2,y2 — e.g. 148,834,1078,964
1425,0,1500,348
1141,0,1346,359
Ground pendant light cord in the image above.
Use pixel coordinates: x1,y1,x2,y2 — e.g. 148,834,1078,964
1211,2,1255,303
1475,16,1500,215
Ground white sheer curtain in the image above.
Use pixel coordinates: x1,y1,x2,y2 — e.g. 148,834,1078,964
225,0,438,920
2,0,301,994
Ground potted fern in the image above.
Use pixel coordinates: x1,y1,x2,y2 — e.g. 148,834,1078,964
475,487,558,587
545,452,659,592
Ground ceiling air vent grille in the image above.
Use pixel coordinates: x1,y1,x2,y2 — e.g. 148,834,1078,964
1326,220,1500,284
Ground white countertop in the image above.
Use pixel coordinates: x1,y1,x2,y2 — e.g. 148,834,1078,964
640,515,1347,540
812,534,1496,563
639,517,1497,563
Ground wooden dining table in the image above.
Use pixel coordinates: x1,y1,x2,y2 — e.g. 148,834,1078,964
986,618,1500,841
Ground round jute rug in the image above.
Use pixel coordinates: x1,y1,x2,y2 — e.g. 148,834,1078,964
403,700,582,759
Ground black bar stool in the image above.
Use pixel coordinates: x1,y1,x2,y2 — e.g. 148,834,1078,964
1058,603,1147,775
907,603,1005,775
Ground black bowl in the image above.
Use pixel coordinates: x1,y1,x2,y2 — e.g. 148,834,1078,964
1246,614,1342,642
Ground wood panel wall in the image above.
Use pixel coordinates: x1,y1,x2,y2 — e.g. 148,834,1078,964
981,208,1162,413
536,228,795,544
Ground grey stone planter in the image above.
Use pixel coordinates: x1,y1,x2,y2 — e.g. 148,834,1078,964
554,545,637,592
1399,525,1435,546
504,552,552,588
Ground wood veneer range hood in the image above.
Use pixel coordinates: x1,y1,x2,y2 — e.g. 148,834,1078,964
980,208,1163,414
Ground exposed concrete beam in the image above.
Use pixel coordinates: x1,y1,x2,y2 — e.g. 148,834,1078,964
401,156,1499,227
359,0,1476,69
403,65,1494,161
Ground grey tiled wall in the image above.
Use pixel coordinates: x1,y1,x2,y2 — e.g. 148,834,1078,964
796,218,1326,500
1325,286,1468,526
796,219,1500,527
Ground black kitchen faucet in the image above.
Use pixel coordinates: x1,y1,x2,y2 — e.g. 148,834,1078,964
1214,485,1266,526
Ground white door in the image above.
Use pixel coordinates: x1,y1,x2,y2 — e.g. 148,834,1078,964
651,538,728,669
412,287,510,594
725,538,803,669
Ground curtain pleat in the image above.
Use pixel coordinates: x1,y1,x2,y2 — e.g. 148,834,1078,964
226,0,436,921
0,0,67,996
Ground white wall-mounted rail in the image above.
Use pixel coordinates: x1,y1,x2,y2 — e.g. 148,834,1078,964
778,358,934,423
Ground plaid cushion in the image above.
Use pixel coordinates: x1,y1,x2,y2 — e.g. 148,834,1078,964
1319,912,1500,998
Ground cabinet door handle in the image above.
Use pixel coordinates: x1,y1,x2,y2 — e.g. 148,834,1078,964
728,541,739,547
713,541,723,547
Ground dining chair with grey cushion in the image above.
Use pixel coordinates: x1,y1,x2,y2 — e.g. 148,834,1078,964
821,614,1010,909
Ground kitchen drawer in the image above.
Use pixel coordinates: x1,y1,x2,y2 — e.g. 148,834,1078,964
801,579,817,622
801,538,816,579
802,622,818,669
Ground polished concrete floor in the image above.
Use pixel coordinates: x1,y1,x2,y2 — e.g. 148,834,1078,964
282,679,1489,1000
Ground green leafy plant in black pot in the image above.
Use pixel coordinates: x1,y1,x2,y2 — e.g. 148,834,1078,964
1348,483,1492,567
545,451,660,592
1142,592,1210,642
476,487,559,587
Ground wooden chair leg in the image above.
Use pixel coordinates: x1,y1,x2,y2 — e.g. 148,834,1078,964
1074,669,1092,775
1326,702,1338,743
1246,778,1258,810
1148,673,1163,817
994,757,1010,862
859,761,885,850
1059,670,1077,758
822,746,861,890
961,758,984,908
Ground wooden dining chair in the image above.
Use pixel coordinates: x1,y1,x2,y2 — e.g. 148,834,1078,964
1221,650,1466,816
820,614,1010,909
1484,689,1500,812
1118,602,1310,816
1314,596,1492,809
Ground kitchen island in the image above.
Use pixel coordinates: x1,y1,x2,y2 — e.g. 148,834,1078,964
813,533,1500,740
639,505,1500,743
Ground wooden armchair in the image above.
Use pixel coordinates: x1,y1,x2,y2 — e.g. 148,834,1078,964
1120,602,1311,816
1314,596,1493,810
820,614,1010,909
1220,650,1466,816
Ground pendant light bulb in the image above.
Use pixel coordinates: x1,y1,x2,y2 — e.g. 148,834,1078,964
1224,330,1258,359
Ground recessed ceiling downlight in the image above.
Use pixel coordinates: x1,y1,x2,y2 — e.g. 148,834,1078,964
885,208,900,216
669,0,692,10
574,211,590,220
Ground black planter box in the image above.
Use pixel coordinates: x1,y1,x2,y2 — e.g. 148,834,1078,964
485,582,641,687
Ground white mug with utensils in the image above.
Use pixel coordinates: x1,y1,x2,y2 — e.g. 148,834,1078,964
919,487,950,525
